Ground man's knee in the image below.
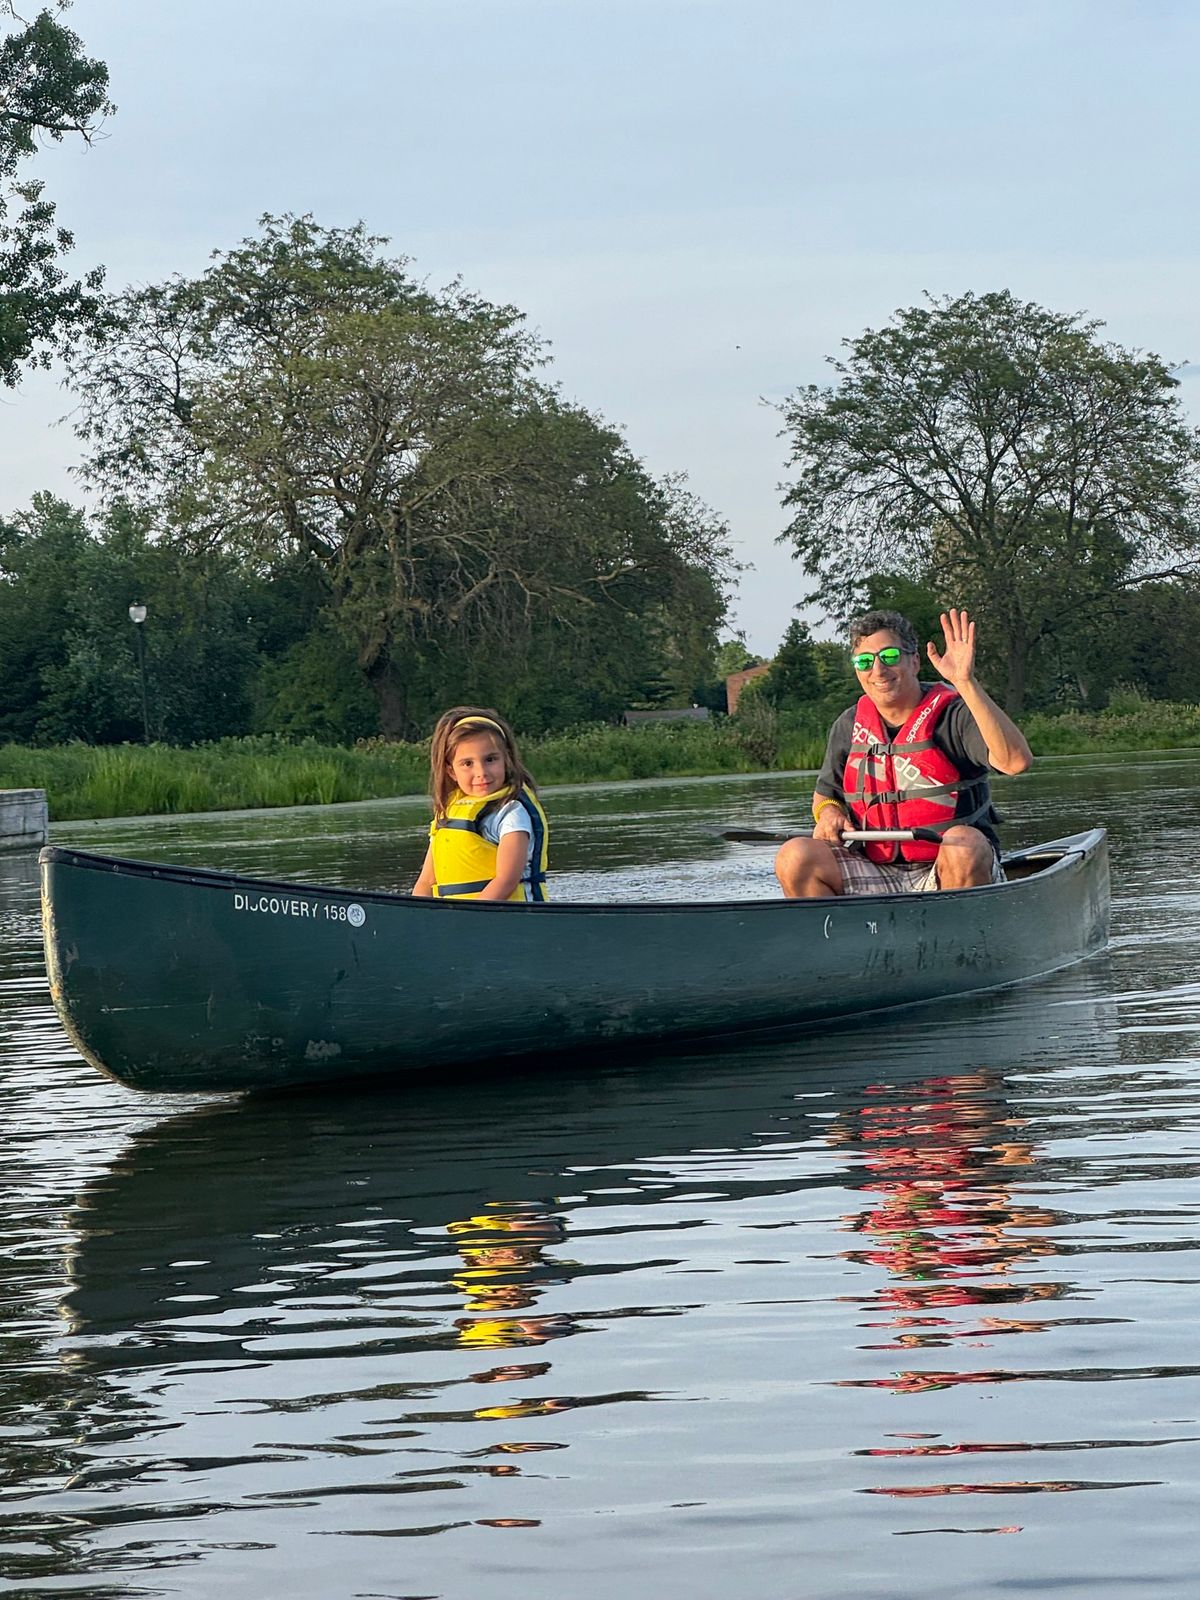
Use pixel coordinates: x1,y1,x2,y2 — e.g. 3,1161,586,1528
774,836,843,898
774,836,814,888
936,825,995,887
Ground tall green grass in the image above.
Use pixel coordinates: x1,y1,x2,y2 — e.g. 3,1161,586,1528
0,735,427,821
1023,699,1200,754
4,700,1197,822
531,721,795,782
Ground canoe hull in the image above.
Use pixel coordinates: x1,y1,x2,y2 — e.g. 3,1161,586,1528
40,831,1109,1093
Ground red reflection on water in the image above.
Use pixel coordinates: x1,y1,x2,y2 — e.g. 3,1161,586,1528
469,1362,552,1384
828,1068,1079,1508
860,1311,1075,1351
826,1070,1069,1395
897,1526,1023,1535
865,1479,1151,1497
862,1440,1032,1458
838,1368,1017,1395
466,1441,567,1456
864,1280,1065,1313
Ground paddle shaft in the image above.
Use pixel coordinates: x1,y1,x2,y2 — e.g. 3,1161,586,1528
720,826,971,846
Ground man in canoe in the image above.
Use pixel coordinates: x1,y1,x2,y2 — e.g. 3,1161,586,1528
774,607,1032,898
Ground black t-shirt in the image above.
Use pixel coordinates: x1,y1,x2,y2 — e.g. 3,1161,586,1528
815,688,1000,844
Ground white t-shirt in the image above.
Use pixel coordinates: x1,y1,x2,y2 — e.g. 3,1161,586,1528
480,797,535,872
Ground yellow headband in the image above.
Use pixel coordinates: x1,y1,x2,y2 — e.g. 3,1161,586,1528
452,716,504,735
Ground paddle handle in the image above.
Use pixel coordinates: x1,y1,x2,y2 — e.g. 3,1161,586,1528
845,828,922,842
845,828,956,844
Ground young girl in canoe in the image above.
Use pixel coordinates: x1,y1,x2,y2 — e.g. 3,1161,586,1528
412,707,549,902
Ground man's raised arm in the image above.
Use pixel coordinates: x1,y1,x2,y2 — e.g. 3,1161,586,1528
926,609,1032,776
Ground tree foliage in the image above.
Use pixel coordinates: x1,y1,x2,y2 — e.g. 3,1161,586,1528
0,491,88,739
1037,579,1200,711
714,637,762,678
71,215,736,736
251,619,379,744
758,619,821,708
0,2,111,383
0,495,310,745
780,290,1200,711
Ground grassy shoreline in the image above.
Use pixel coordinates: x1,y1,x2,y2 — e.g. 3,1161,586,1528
5,702,1200,822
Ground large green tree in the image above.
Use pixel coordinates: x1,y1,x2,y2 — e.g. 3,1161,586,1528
71,216,735,737
780,290,1200,712
0,2,111,383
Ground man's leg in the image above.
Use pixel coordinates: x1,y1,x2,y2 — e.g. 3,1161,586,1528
934,825,998,889
774,837,846,899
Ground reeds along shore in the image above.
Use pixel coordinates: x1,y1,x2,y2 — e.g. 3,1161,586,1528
3,701,1199,822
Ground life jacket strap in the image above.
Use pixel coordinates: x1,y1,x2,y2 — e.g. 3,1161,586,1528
434,867,548,900
862,782,960,806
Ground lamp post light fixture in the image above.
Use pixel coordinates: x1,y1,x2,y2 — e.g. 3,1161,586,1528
128,602,150,742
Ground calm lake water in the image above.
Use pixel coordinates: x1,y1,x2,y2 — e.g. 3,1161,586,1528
4,755,1200,1598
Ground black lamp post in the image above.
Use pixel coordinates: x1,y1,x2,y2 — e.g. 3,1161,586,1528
128,602,150,742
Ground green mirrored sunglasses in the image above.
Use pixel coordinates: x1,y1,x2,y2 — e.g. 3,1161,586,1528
851,646,909,671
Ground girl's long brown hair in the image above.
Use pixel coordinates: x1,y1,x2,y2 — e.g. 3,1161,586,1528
429,706,538,820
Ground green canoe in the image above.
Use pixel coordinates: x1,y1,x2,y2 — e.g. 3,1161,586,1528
39,830,1109,1094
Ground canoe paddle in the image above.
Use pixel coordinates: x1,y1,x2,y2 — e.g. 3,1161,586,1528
719,826,964,846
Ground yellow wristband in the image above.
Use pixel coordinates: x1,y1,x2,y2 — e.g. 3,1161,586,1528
813,798,844,823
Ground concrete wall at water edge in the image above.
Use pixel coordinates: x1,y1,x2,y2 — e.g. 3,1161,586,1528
0,790,48,852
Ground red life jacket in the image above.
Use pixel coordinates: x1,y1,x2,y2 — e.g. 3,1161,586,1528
844,685,965,863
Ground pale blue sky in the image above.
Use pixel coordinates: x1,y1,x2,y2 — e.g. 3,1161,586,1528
5,0,1199,651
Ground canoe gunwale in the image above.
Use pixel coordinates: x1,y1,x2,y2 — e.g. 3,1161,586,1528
38,829,1104,916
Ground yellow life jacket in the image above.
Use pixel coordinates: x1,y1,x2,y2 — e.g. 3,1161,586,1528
430,786,549,901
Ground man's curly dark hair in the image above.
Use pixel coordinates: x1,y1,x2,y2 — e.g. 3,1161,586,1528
847,609,918,655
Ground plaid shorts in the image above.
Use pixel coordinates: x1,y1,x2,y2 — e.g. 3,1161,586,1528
835,845,1005,896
